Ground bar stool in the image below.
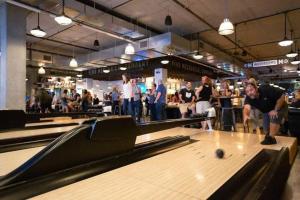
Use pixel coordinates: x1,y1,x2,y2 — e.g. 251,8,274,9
220,107,236,131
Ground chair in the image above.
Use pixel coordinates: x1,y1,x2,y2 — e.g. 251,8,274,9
220,107,236,131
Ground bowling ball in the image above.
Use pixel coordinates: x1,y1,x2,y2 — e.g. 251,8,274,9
215,149,224,159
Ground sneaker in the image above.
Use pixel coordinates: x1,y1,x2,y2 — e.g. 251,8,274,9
207,129,214,132
260,135,277,145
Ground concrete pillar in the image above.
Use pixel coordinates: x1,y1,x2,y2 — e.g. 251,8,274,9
0,3,28,110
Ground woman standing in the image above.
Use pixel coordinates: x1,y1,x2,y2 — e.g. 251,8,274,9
195,76,216,131
61,89,70,113
122,74,132,115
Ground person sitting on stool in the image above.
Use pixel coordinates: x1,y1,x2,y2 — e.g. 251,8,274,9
179,82,196,118
243,79,288,143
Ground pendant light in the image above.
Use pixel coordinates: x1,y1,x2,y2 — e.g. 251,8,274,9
30,13,46,37
55,0,72,26
120,67,127,71
93,39,100,47
125,43,135,55
218,0,234,35
219,18,234,35
216,79,221,86
69,48,78,67
103,69,110,73
161,59,169,64
193,33,203,59
165,15,172,26
38,66,46,74
291,49,300,65
278,13,293,47
286,37,298,58
237,79,242,85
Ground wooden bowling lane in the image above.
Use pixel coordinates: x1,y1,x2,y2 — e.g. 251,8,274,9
25,118,87,128
0,125,77,140
0,128,297,199
0,147,44,176
30,137,263,199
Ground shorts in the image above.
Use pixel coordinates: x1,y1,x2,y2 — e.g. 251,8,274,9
196,101,211,114
179,103,195,113
262,103,288,132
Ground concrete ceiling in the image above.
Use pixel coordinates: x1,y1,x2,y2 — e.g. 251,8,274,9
15,0,300,80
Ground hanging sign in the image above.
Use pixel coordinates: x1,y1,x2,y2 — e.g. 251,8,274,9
245,59,289,68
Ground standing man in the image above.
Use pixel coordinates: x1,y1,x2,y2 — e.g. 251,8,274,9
243,79,288,144
154,80,167,120
179,82,196,118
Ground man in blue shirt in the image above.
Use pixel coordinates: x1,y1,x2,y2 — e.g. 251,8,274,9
154,79,167,120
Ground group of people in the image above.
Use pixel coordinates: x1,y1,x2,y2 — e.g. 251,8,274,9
122,74,166,122
27,73,298,138
27,88,97,113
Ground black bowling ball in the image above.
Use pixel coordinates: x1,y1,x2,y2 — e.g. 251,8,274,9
215,148,224,159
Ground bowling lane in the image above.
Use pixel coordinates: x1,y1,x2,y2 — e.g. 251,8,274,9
25,118,86,128
0,125,77,140
0,146,44,176
30,137,264,199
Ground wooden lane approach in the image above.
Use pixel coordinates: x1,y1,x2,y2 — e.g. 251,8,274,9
0,127,297,199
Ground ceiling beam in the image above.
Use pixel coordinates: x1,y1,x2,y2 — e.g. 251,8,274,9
74,0,162,35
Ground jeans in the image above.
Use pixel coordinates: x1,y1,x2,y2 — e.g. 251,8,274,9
112,101,119,115
149,103,156,121
132,100,141,122
122,98,131,115
155,103,166,121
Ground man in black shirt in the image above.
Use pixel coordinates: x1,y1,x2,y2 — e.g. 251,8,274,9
243,81,288,138
179,82,196,118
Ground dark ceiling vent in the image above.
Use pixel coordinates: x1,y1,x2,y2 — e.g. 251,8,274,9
43,55,52,61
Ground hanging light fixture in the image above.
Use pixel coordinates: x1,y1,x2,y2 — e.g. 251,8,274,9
38,66,46,74
219,18,234,35
193,53,203,60
69,58,78,67
286,38,298,58
237,79,242,85
30,13,46,37
103,69,110,73
161,59,169,64
120,67,127,71
291,50,300,65
286,49,298,58
69,47,78,67
278,13,293,47
55,0,72,26
216,79,221,86
125,43,135,55
193,34,203,60
93,39,100,47
165,15,172,26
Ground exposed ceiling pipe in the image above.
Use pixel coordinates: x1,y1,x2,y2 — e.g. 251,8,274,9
5,0,135,43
